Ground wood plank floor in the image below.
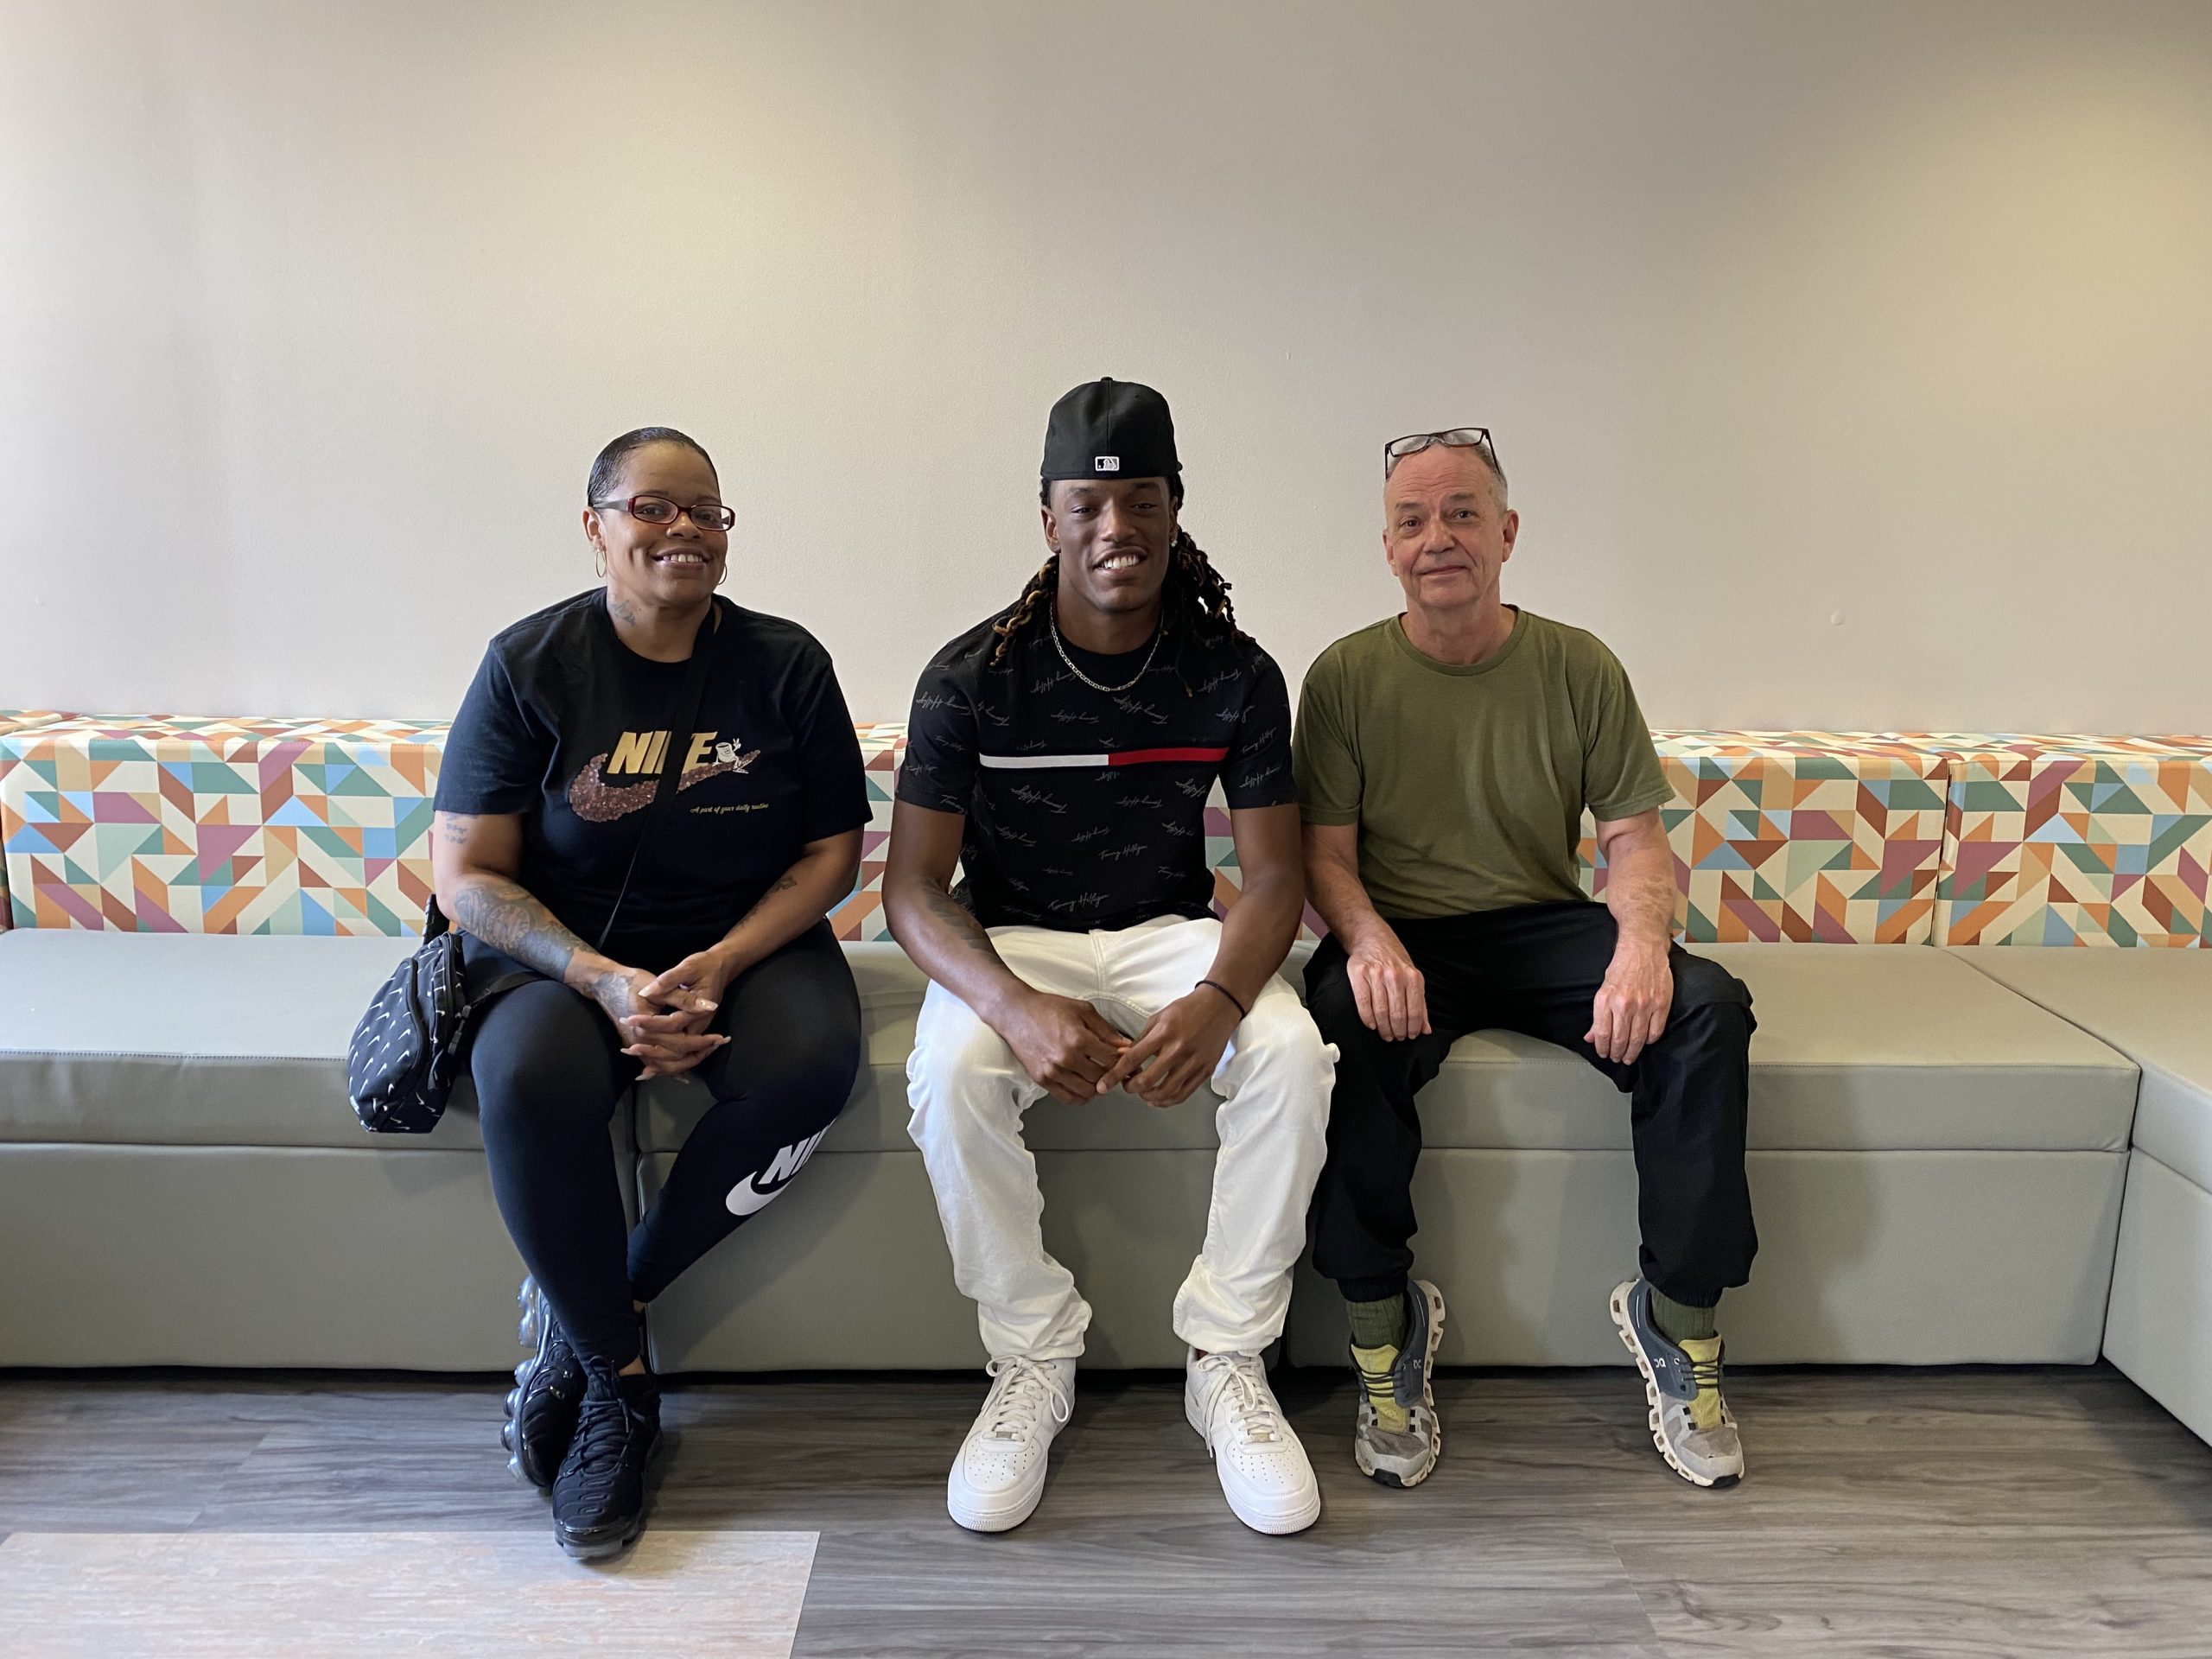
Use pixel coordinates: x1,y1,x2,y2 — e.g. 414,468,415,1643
0,1529,819,1658
5,1363,2212,1656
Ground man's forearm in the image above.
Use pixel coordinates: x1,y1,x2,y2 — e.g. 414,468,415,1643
1602,835,1677,949
443,872,615,992
1202,872,1301,1008
1306,849,1392,949
886,879,1032,1027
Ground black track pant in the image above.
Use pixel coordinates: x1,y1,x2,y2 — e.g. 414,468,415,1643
465,921,861,1367
1306,900,1758,1308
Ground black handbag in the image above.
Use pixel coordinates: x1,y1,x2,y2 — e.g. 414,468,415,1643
346,601,721,1133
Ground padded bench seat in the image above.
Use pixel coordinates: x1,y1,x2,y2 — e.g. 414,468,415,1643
0,931,646,1369
655,944,2141,1371
1951,947,2212,1442
0,933,1226,1371
0,932,540,1367
1,932,462,1149
0,930,2145,1378
1287,945,2139,1367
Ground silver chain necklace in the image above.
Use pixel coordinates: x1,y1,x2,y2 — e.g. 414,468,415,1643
1050,607,1162,694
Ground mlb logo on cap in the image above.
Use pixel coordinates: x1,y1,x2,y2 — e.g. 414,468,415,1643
1094,455,1120,472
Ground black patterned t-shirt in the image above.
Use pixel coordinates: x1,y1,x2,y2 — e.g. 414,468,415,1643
897,612,1297,931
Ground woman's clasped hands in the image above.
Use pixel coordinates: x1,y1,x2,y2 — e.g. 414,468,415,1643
589,949,736,1081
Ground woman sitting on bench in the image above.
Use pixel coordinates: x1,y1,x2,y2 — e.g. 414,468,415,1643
430,426,868,1560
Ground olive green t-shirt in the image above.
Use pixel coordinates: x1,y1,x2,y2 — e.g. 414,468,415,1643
1293,609,1671,919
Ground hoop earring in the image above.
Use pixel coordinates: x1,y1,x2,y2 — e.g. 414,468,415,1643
593,553,607,579
715,569,728,588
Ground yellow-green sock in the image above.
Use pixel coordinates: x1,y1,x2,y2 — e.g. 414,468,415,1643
1649,1287,1718,1344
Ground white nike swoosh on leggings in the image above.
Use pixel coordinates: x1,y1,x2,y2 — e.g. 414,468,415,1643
725,1127,830,1217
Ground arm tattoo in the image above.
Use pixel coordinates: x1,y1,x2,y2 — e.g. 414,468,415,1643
448,874,594,985
921,882,996,959
733,871,801,929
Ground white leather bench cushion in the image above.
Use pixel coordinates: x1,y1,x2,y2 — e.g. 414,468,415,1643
1951,946,2212,1186
1476,944,2135,1154
643,940,2139,1155
0,931,484,1150
0,931,2139,1160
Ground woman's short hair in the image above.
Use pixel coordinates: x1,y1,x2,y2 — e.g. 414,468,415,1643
588,427,716,505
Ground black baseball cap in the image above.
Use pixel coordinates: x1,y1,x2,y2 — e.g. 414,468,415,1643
1040,378,1180,483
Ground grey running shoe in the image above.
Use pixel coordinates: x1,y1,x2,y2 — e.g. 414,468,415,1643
1609,1278,1744,1489
502,1276,585,1490
1351,1279,1447,1488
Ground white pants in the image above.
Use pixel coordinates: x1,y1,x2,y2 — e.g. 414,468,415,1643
906,915,1337,1363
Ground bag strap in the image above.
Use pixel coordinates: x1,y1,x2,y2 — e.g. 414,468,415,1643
594,598,722,955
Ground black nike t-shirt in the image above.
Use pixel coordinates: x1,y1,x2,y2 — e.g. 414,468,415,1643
435,590,868,970
897,611,1297,931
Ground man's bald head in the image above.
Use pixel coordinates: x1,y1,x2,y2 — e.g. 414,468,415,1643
1384,442,1507,518
1381,441,1519,620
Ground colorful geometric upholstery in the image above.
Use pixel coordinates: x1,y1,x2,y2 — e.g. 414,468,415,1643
2,717,445,934
0,712,73,735
1899,735,2212,948
0,713,75,930
0,716,911,943
5,716,2203,946
1580,732,1950,945
829,723,906,943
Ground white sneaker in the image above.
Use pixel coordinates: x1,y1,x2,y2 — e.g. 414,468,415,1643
1184,1350,1320,1535
946,1356,1075,1533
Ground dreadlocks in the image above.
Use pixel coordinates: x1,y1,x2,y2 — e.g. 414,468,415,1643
990,486,1243,667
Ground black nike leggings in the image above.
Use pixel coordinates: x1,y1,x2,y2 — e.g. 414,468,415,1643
464,920,861,1369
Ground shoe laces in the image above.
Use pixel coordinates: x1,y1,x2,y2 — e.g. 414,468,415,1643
1681,1339,1727,1432
981,1357,1071,1442
567,1384,642,1498
1351,1349,1399,1404
1351,1345,1411,1435
1196,1352,1284,1446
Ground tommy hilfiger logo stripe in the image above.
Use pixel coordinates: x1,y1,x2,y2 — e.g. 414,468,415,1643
977,747,1230,771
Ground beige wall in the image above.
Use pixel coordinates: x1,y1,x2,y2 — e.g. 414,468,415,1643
3,0,2209,730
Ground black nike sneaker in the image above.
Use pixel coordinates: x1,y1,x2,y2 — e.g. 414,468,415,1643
551,1363,662,1561
502,1277,585,1490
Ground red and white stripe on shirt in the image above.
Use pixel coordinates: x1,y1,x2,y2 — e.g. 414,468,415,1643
976,747,1230,771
